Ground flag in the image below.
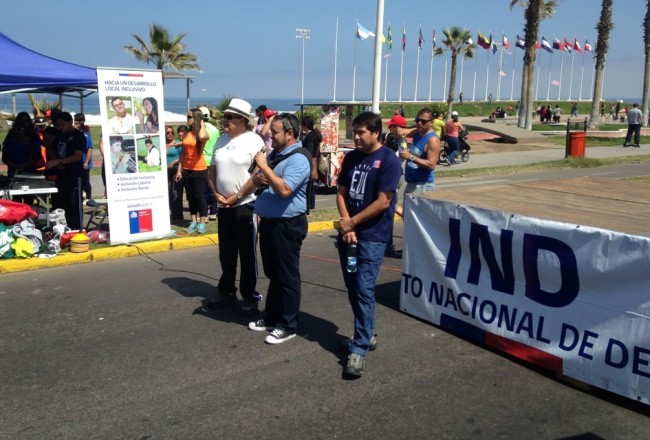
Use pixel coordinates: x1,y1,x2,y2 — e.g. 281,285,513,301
356,22,375,40
584,39,592,52
465,37,473,45
573,38,582,54
541,36,554,53
402,25,406,51
551,80,561,86
490,33,498,54
552,36,565,51
418,27,424,49
432,28,436,49
499,71,507,77
503,34,511,49
516,34,525,50
387,25,393,50
477,31,490,49
535,40,541,50
564,37,573,52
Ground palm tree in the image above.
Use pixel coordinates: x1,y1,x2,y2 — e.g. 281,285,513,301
510,0,558,130
642,1,650,127
588,0,614,129
434,27,476,116
124,24,201,79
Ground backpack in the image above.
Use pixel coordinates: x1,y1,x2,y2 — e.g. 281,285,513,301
268,147,314,215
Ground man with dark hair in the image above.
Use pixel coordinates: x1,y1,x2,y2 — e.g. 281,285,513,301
73,113,93,200
398,108,440,194
336,111,402,377
45,112,87,229
247,113,311,344
624,103,643,148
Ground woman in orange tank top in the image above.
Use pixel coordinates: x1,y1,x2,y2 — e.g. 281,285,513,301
175,108,210,234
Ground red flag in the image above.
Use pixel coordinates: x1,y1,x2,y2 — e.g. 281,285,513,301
535,40,541,50
563,37,573,52
584,39,592,52
502,34,511,49
573,38,583,54
552,36,565,51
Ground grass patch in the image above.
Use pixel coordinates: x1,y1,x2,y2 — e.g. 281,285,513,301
545,136,650,147
625,175,650,183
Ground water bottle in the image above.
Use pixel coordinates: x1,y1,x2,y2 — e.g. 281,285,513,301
346,243,358,273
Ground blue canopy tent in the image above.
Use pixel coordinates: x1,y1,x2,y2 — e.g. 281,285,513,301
0,32,97,115
0,31,97,94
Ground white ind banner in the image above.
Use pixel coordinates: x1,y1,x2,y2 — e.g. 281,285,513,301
96,68,170,245
400,196,650,404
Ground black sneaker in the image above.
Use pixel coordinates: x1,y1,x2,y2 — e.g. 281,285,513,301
345,353,365,377
240,300,259,316
265,328,296,344
204,290,237,308
248,319,274,332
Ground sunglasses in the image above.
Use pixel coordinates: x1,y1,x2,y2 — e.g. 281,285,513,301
415,117,432,124
223,114,242,121
187,115,194,119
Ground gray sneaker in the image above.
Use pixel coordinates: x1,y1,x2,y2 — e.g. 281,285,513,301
337,334,377,352
345,353,365,377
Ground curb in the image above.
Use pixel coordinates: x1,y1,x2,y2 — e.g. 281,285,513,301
0,220,340,274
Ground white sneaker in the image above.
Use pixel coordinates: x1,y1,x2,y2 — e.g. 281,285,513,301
265,328,296,344
248,319,274,332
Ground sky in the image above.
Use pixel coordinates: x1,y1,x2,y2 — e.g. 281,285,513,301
0,0,648,104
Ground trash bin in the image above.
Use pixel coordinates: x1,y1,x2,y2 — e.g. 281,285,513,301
566,131,586,157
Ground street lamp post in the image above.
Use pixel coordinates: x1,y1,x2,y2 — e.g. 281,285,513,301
296,28,310,108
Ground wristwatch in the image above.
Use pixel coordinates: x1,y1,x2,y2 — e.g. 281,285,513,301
408,155,415,162
236,192,242,200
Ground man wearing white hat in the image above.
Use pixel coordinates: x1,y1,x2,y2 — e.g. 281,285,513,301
205,98,265,316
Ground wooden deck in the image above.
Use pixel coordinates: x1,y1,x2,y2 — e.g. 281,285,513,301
420,177,650,237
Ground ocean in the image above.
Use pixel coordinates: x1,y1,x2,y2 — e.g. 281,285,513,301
0,94,325,117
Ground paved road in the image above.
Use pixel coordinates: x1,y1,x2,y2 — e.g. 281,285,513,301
1,222,649,439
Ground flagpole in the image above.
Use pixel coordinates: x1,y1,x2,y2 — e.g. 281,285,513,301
414,26,421,101
546,51,553,101
579,46,585,101
510,42,516,101
370,0,384,113
472,51,477,101
589,55,595,100
497,44,504,100
557,50,564,100
459,54,465,97
384,54,390,101
399,24,405,102
333,17,339,101
485,44,490,101
535,48,541,101
568,40,576,100
352,20,358,102
443,50,448,101
428,47,434,101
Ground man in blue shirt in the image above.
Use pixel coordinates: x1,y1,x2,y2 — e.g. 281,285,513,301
336,112,402,378
247,113,311,344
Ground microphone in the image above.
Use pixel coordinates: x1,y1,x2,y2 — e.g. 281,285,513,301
248,146,267,173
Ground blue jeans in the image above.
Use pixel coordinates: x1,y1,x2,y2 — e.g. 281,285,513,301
446,136,460,163
338,236,387,356
404,181,435,195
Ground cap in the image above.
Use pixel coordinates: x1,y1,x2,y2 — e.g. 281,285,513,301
263,109,276,119
199,106,210,121
387,115,406,128
34,116,48,125
451,111,459,117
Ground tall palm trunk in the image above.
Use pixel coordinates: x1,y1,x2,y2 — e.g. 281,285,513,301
447,50,458,116
518,60,529,127
588,0,614,129
642,0,650,127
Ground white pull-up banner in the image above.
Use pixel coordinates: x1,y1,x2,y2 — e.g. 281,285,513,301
96,67,171,245
400,195,650,405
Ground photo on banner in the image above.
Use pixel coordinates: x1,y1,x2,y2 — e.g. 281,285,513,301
96,68,170,245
